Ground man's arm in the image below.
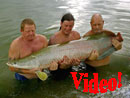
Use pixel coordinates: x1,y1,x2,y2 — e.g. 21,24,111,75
9,39,20,60
87,50,99,61
48,37,53,45
38,34,48,48
57,56,80,69
8,39,30,74
73,31,81,39
8,38,42,74
48,35,56,45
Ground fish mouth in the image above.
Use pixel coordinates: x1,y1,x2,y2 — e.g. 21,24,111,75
6,62,12,67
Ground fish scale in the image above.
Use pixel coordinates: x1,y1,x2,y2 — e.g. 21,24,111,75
6,33,123,69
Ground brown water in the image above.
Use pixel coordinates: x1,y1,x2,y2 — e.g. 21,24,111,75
0,0,130,97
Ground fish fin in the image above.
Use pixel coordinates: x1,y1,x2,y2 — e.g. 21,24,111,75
35,70,48,81
97,47,116,60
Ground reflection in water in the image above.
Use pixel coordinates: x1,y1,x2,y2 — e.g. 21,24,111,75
57,0,91,35
66,0,90,31
117,0,130,10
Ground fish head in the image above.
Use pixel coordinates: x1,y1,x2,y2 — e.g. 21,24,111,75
6,61,18,68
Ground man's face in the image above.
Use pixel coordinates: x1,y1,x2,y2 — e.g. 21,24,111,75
91,18,104,33
61,20,74,35
21,24,36,41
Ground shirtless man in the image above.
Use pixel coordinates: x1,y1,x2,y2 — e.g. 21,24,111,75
49,13,81,69
49,13,80,45
9,18,58,80
83,13,122,67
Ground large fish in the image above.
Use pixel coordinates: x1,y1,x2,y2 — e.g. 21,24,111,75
7,32,123,70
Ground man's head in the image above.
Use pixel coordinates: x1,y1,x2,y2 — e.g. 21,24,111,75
60,13,75,35
90,13,104,33
21,18,36,41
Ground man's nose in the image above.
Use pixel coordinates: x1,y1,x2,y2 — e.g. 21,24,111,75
95,25,99,29
66,26,71,30
30,31,34,35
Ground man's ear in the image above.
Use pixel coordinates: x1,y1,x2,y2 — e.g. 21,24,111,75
103,20,104,24
90,22,92,27
20,29,22,32
20,30,24,35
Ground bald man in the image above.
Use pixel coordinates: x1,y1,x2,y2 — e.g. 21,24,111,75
83,13,122,67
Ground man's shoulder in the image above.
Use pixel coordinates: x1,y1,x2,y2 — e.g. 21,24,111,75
50,32,59,39
36,34,48,42
86,30,92,34
48,32,59,45
10,37,22,47
36,34,47,39
72,30,80,34
9,37,22,58
83,30,92,37
71,31,81,39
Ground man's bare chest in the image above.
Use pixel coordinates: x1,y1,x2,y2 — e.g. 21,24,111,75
20,42,43,57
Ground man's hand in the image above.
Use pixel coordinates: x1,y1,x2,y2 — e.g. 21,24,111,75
58,56,80,69
58,56,71,69
112,38,122,50
88,50,99,61
49,61,58,71
70,58,80,66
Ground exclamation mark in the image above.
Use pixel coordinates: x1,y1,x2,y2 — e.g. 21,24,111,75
118,72,122,88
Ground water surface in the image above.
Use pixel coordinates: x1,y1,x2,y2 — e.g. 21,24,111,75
0,0,130,97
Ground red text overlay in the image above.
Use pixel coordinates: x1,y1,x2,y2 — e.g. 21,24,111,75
70,72,122,94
